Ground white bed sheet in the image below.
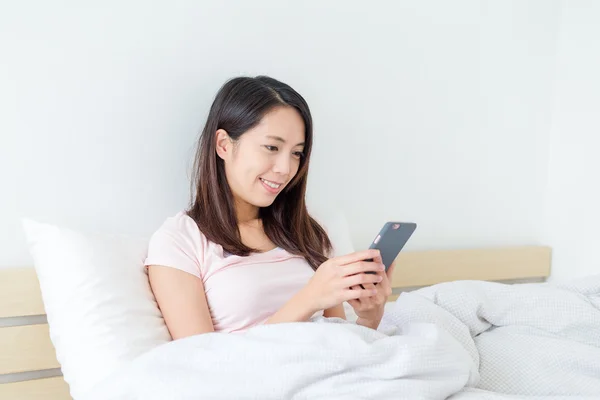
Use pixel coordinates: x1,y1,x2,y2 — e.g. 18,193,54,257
88,274,600,400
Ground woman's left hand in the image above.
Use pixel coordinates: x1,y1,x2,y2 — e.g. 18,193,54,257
348,261,394,330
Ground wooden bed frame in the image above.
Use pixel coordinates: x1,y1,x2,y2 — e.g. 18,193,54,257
0,245,551,400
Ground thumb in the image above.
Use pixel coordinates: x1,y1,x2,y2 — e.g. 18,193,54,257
386,262,396,281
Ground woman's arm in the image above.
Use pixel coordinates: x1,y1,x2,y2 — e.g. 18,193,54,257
263,298,346,325
263,289,316,324
323,303,346,319
262,290,344,323
263,294,346,324
148,265,215,339
149,250,380,336
148,265,336,336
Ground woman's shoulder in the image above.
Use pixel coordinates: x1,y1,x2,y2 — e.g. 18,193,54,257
156,211,201,235
145,211,212,276
148,211,211,252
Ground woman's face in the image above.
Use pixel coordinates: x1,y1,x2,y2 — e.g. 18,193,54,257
216,106,306,212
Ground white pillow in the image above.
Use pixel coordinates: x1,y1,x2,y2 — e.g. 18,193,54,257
22,219,171,399
22,210,356,397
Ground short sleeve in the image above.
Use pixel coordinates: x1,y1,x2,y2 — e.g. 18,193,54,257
144,212,205,279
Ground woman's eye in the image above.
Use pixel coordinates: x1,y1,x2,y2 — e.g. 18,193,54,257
264,145,278,152
293,151,305,158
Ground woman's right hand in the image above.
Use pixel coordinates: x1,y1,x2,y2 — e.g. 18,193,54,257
301,249,386,313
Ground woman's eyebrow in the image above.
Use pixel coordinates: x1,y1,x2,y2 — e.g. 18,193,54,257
266,135,304,146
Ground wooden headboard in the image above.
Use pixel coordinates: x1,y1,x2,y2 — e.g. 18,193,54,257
0,245,551,400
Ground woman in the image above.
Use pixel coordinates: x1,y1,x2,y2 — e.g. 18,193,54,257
145,76,393,339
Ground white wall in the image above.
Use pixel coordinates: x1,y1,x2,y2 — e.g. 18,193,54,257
1,1,563,270
543,1,600,281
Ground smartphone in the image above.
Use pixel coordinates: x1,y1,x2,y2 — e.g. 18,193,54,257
366,222,417,271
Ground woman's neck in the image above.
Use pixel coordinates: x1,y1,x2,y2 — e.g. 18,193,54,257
234,197,259,225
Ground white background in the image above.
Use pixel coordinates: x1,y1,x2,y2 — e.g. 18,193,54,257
1,1,597,281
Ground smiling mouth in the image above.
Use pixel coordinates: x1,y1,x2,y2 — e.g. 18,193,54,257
260,178,282,189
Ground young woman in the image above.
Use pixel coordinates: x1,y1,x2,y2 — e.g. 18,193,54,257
145,76,393,339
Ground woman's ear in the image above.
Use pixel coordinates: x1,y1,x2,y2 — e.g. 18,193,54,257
215,129,231,160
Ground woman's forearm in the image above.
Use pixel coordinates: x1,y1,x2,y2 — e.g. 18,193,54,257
264,288,317,324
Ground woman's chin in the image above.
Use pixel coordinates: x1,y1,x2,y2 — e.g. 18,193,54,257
254,197,277,208
246,192,281,208
249,186,284,208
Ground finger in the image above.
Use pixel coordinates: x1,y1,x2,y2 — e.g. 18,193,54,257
349,285,363,301
372,253,383,265
350,283,367,293
344,287,377,301
343,273,383,288
362,253,384,265
364,277,389,302
347,289,362,310
362,282,376,290
342,261,385,277
349,285,363,293
348,298,360,309
361,283,377,307
371,271,393,297
360,283,376,308
377,272,393,296
373,284,388,303
332,249,382,267
386,263,396,281
373,270,388,284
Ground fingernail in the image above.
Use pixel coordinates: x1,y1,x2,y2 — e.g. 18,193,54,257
371,290,378,295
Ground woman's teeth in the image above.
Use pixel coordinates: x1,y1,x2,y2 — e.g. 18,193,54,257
260,178,281,189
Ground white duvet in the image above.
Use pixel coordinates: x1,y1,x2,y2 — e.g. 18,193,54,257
90,275,600,400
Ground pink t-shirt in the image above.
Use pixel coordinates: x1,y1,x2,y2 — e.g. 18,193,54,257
144,211,320,333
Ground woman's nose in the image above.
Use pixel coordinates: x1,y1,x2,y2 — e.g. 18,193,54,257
272,154,291,175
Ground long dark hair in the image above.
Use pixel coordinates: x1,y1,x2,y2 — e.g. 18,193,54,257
187,76,332,270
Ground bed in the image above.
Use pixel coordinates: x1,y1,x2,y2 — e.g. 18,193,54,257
0,245,552,400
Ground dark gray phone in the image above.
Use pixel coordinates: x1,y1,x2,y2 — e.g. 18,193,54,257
367,222,417,271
